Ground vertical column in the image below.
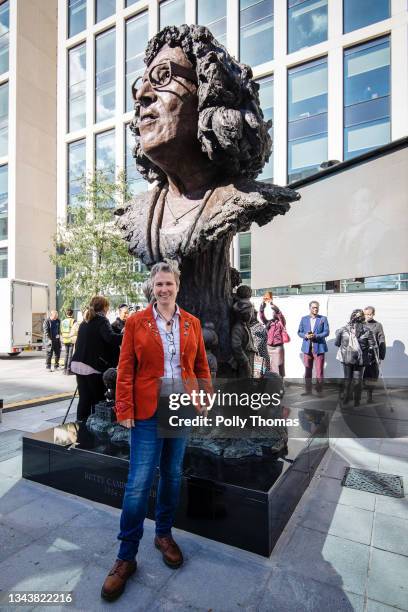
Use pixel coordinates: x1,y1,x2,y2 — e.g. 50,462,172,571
185,0,196,24
273,0,287,185
149,0,159,36
391,21,408,139
7,0,17,277
57,0,68,222
227,0,239,59
116,14,125,178
86,15,95,176
328,0,344,162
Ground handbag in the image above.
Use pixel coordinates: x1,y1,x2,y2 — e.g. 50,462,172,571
281,328,291,344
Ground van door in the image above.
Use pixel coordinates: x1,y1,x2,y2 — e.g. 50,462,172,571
12,282,32,346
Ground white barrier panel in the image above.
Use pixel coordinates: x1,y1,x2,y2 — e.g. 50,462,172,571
252,291,408,379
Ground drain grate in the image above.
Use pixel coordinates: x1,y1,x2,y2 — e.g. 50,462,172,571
342,467,404,498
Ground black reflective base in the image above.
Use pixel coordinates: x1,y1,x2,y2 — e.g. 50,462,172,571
22,424,327,556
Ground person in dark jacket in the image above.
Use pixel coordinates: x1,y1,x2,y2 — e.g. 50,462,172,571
260,293,287,377
363,306,386,403
71,296,123,421
111,304,129,334
335,309,376,406
43,310,61,371
231,299,256,378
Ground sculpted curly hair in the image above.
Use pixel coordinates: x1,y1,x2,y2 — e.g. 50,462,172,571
130,24,272,184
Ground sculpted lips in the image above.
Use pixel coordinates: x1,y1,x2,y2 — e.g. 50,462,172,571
139,110,159,126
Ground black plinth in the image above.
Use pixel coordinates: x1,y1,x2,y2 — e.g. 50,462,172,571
22,420,327,557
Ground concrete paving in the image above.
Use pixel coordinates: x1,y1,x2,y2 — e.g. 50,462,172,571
0,352,76,406
0,398,407,611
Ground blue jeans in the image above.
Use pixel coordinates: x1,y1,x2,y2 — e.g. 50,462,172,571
117,415,188,561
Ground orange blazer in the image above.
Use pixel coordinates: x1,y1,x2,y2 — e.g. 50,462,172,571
115,304,211,421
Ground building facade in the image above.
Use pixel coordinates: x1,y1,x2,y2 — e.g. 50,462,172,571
0,0,57,300
1,0,407,304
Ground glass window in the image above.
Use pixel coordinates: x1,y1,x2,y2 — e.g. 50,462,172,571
68,44,86,132
67,140,86,214
0,81,8,157
288,57,327,182
68,0,86,38
344,0,390,34
288,0,328,54
239,233,251,283
125,125,146,196
197,0,227,47
160,0,185,29
240,0,273,67
126,0,137,5
0,1,9,75
95,28,116,122
125,12,148,113
0,164,7,240
0,246,7,277
95,0,115,23
344,37,390,159
258,75,273,182
95,129,115,183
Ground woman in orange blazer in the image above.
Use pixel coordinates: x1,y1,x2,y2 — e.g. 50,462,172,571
102,262,211,602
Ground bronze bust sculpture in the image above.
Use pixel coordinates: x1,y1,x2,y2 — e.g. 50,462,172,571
116,25,299,362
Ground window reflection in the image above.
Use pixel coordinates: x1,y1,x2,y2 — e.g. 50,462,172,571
197,0,227,47
126,12,148,113
0,1,9,75
344,37,390,159
160,0,185,29
0,164,7,240
0,82,8,157
240,0,274,67
344,0,390,34
95,130,115,200
125,125,146,196
95,28,116,122
258,75,273,182
0,246,7,278
239,232,251,284
288,0,328,54
68,0,86,38
288,58,327,182
67,139,86,217
68,44,86,132
95,0,115,24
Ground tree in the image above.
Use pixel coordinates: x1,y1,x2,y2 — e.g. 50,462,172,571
51,169,148,310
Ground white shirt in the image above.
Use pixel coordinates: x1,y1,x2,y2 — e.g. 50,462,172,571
310,316,317,332
153,303,182,380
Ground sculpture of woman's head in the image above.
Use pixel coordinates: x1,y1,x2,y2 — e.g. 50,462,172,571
131,25,272,184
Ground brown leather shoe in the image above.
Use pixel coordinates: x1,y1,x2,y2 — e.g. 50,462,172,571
154,535,184,568
101,558,137,601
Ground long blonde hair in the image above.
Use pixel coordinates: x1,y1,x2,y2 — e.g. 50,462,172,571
85,296,109,322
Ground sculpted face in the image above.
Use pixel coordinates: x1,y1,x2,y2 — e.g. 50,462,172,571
135,45,198,164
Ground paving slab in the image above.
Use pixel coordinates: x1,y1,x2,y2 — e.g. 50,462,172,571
0,474,43,517
367,548,408,610
153,544,272,612
378,455,408,477
257,567,364,612
372,512,408,557
275,527,370,596
310,475,376,511
375,493,408,520
297,498,373,545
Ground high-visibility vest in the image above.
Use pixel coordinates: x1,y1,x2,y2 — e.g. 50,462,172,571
61,317,74,344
